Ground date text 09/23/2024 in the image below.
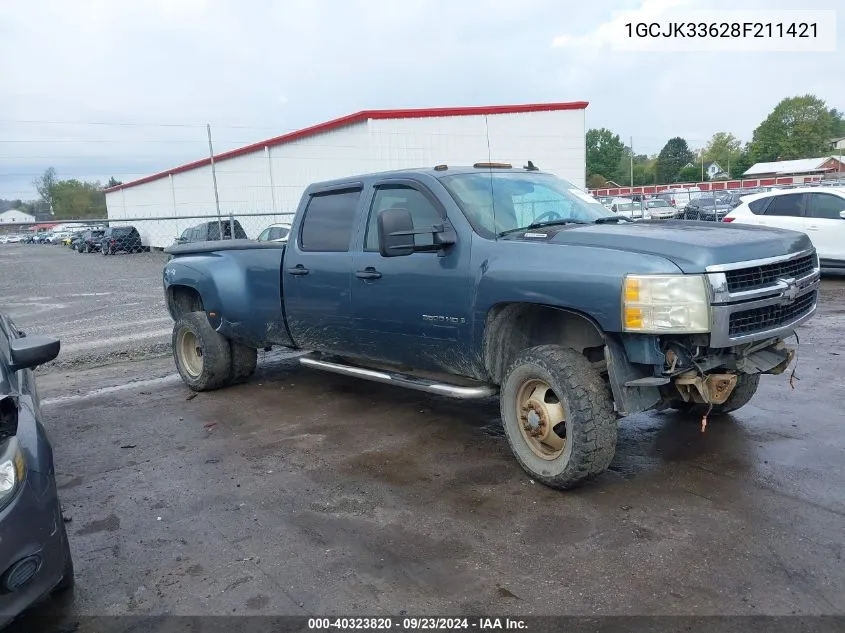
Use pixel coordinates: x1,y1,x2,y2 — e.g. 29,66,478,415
308,617,528,630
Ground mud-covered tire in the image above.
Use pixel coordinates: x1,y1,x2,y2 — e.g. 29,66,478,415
500,345,617,490
671,373,761,416
53,523,74,593
172,311,232,391
230,342,257,384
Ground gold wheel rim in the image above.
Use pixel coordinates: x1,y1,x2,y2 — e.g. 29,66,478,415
515,379,567,460
179,330,203,378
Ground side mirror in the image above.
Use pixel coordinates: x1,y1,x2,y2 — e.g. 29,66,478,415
9,336,60,371
377,208,456,257
377,208,415,257
840,210,845,220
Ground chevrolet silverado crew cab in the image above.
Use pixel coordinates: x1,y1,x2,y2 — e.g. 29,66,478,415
162,163,819,489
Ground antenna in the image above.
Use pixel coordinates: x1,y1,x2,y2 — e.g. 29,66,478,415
484,114,497,238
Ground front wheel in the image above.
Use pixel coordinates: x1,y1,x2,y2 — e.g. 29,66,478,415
172,311,232,391
500,345,617,490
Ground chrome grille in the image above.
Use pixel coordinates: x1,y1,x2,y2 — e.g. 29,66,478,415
725,254,816,293
728,291,817,337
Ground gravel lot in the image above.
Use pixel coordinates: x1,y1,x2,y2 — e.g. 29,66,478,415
1,243,171,368
3,243,844,630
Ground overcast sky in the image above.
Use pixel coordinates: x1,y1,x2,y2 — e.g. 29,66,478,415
1,0,842,199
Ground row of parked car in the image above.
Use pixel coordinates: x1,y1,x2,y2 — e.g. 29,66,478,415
595,188,756,221
29,226,149,255
4,220,293,254
596,184,845,267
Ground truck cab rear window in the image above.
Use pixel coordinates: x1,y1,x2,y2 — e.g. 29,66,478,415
300,188,361,252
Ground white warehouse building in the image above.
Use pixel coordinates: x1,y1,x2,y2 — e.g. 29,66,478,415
105,101,588,248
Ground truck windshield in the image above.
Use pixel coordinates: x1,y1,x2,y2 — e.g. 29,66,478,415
440,172,616,238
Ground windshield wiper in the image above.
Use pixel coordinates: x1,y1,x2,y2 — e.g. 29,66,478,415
593,216,631,224
497,220,587,237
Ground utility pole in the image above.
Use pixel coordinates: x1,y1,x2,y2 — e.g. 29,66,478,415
630,136,634,188
701,151,705,182
206,124,224,239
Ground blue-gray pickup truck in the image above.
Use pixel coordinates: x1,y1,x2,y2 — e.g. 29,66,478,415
163,163,819,489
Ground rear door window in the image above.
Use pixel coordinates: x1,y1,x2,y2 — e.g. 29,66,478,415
807,193,845,220
300,188,362,252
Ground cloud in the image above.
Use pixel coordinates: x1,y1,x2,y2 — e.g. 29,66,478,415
551,0,692,49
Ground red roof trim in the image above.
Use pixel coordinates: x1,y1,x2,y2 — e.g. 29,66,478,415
105,101,589,192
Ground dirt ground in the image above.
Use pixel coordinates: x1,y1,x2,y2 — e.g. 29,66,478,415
1,244,171,369
3,243,844,628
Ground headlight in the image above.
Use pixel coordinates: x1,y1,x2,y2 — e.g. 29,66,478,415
623,274,710,333
0,439,25,511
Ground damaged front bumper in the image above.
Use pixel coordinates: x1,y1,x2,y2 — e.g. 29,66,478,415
605,335,797,417
605,250,818,417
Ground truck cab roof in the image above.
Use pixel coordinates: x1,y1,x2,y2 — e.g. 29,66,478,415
306,163,544,191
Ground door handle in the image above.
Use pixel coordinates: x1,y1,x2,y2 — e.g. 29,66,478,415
287,265,309,276
355,267,382,280
806,225,820,230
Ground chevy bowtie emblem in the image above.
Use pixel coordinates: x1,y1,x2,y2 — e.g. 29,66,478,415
778,277,799,304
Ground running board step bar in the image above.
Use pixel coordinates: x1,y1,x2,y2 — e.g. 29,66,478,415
299,356,498,399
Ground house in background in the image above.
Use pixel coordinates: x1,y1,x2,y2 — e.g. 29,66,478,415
704,162,728,180
0,209,36,233
683,161,729,180
830,137,845,151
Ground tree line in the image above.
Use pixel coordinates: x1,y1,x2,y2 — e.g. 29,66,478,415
1,169,122,220
587,94,845,189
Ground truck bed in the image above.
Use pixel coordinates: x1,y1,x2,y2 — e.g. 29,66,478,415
165,240,293,348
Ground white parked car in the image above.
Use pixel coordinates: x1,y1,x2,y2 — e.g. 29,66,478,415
723,187,845,269
257,223,291,243
643,198,678,219
609,198,645,220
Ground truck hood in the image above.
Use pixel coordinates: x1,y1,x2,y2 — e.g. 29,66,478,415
531,221,812,273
